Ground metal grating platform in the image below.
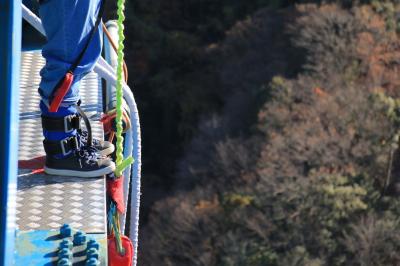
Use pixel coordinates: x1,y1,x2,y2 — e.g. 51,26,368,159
16,50,107,234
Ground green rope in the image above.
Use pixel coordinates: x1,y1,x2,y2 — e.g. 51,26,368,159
112,0,133,256
108,203,125,254
115,0,133,177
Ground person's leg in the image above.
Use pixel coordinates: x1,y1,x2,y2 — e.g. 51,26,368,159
38,0,114,177
38,0,103,104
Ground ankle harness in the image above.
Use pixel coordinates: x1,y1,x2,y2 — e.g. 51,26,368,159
42,105,93,156
41,114,81,133
44,136,79,157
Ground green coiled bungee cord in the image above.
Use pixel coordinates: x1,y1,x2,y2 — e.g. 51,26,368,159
110,0,134,256
115,0,133,176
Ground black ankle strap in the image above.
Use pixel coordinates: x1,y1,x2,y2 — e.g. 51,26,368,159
41,115,81,133
43,136,79,156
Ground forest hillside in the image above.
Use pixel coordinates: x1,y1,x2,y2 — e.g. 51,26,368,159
123,1,400,265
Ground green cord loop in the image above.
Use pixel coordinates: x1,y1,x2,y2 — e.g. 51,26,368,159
115,0,133,176
111,0,133,256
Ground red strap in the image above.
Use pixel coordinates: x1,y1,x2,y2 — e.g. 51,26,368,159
100,111,131,135
100,113,116,135
107,176,126,213
49,72,74,113
18,156,45,169
108,234,134,266
18,156,45,175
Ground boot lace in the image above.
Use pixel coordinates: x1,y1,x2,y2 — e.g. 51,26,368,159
78,130,101,146
77,145,100,166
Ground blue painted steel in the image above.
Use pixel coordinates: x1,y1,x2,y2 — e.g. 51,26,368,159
0,1,21,266
14,230,107,265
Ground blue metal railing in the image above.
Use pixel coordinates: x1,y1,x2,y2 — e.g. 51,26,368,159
0,1,21,265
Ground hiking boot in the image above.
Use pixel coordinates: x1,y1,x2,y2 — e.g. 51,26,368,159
43,136,115,178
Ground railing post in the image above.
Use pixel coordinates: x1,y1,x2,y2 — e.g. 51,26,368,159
0,1,21,265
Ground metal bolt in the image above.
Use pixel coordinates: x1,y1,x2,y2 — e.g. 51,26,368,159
58,248,72,260
57,258,72,266
87,239,100,250
85,258,100,266
60,239,73,250
87,248,99,260
73,231,87,246
60,224,72,238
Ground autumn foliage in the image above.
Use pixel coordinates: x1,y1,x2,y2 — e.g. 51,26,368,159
124,1,400,265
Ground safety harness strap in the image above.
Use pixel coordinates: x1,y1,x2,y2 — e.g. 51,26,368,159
43,136,79,156
41,114,81,132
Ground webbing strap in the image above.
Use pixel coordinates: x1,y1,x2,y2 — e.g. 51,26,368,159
43,136,79,156
41,114,80,132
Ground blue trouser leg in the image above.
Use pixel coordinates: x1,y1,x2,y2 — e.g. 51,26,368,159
38,0,102,142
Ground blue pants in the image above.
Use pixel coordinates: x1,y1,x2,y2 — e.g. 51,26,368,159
38,0,102,141
39,0,102,105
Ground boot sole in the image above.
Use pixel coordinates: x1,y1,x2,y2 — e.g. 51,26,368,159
44,164,115,178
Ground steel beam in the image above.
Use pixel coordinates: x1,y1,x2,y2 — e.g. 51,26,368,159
0,1,21,265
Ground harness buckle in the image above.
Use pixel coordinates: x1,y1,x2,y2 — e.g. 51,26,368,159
60,136,79,156
64,115,80,133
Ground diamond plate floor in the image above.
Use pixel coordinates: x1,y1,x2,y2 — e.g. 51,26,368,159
17,51,107,234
